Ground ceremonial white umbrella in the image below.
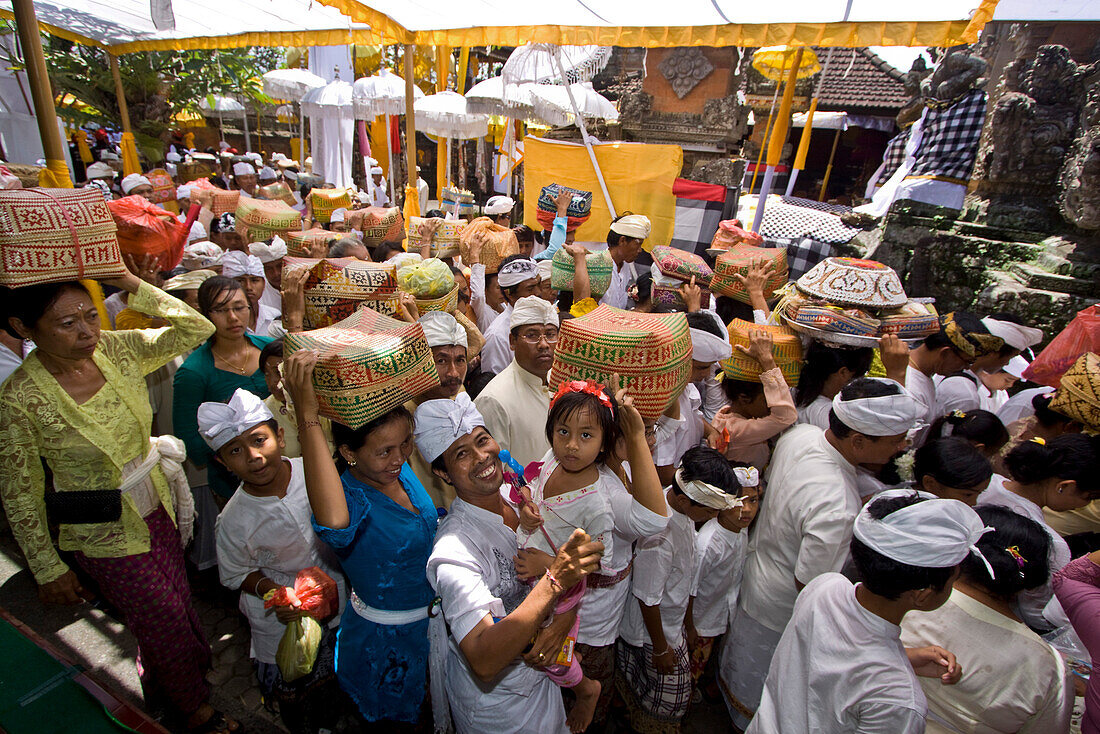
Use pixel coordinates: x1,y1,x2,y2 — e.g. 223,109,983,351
301,78,355,187
464,75,538,120
528,82,619,127
502,43,616,216
199,95,248,149
264,68,326,163
415,91,489,191
353,69,425,199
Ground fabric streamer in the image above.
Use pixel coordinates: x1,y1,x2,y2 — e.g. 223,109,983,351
197,388,275,451
413,393,486,463
854,488,995,577
830,379,924,436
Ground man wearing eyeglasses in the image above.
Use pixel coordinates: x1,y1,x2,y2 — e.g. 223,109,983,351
474,296,560,468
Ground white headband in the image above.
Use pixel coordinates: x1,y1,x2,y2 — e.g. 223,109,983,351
182,241,224,270
497,258,539,288
733,466,760,487
510,295,559,330
176,185,193,199
413,393,486,462
980,318,1043,351
690,327,733,364
419,311,468,349
330,207,347,223
258,166,277,181
485,195,515,215
536,259,553,282
610,214,651,240
186,221,208,244
197,388,274,451
1003,355,1029,379
221,251,265,278
232,162,255,177
370,166,384,175
854,489,995,577
674,469,743,510
831,379,925,436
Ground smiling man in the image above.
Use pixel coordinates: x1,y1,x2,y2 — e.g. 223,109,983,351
474,296,559,468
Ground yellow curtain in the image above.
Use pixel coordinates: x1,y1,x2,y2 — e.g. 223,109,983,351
523,137,682,246
75,135,93,164
37,158,73,187
120,132,141,176
369,116,390,177
403,184,419,228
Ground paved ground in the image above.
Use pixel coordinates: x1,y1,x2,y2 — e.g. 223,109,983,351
0,518,733,734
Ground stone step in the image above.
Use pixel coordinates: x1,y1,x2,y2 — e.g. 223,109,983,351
1035,250,1100,279
978,270,1098,338
1008,262,1098,297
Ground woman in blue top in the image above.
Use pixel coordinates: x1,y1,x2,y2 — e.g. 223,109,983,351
283,349,438,726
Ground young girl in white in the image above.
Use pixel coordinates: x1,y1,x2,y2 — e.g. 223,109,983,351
512,379,622,733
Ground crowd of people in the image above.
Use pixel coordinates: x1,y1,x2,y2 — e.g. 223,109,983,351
1,139,1099,734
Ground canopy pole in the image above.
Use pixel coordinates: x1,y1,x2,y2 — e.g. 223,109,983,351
435,45,450,207
403,44,420,222
110,56,132,136
242,105,250,153
552,49,615,218
819,127,843,202
299,105,306,164
786,46,838,196
752,47,803,234
109,54,141,176
749,81,782,194
386,115,396,207
12,0,70,186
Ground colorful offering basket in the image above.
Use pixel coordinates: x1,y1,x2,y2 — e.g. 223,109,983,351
285,229,341,257
283,256,398,328
0,187,127,286
458,217,520,273
551,248,613,296
795,256,908,308
650,245,714,287
284,308,440,429
407,216,467,258
721,319,803,384
710,244,789,303
550,305,692,421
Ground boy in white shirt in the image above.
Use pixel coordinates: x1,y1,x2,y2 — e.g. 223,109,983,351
616,446,742,733
749,489,982,734
202,389,346,732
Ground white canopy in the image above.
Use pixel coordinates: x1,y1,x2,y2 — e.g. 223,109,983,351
352,69,424,119
414,91,489,139
315,0,997,47
529,83,619,127
0,0,373,53
792,111,848,130
263,69,327,102
199,96,245,114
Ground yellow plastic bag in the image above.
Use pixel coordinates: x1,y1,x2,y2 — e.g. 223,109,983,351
398,257,456,298
276,615,322,682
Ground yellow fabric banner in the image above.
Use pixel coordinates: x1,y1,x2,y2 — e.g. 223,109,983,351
522,137,682,246
120,132,141,176
369,117,390,176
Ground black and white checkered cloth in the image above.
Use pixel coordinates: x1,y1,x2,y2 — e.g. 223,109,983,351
910,90,987,182
874,130,910,188
670,196,727,255
759,201,860,245
778,195,851,215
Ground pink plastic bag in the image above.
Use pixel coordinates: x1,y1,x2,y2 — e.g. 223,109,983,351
1024,305,1100,388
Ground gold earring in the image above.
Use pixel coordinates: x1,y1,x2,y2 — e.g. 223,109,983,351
348,459,357,467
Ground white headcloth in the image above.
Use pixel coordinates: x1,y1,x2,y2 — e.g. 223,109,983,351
831,378,924,436
1003,355,1030,379
330,207,347,223
258,166,277,181
497,258,539,288
485,195,515,216
197,388,274,451
981,318,1043,351
690,314,733,363
535,259,553,283
221,250,265,278
249,236,287,263
854,489,995,577
610,214,651,240
732,466,760,487
510,295,559,330
674,469,743,510
121,174,151,194
186,221,208,244
232,161,255,177
413,393,486,463
419,311,468,349
176,185,193,199
182,241,224,270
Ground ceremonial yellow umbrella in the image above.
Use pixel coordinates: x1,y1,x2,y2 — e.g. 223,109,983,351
750,45,805,232
748,45,820,193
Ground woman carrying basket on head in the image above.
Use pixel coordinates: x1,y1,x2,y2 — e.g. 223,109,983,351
0,269,241,733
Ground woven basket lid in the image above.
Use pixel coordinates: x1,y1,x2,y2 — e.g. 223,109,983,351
721,319,803,384
795,257,907,308
1050,352,1100,432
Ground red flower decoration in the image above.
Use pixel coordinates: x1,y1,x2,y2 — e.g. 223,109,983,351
551,379,613,410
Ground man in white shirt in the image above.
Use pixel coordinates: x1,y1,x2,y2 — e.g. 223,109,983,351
417,395,604,734
474,296,558,468
368,166,389,207
480,256,540,375
601,214,649,310
749,489,979,734
249,237,286,312
935,314,1042,416
721,377,924,729
907,311,1003,446
231,161,258,197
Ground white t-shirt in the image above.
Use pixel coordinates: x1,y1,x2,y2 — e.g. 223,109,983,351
260,279,282,311
427,497,568,734
619,510,696,649
214,457,346,663
654,384,704,470
599,259,634,310
906,365,938,447
796,394,832,431
691,518,747,637
0,339,32,387
480,303,515,376
935,370,981,417
977,475,1072,630
997,386,1052,427
739,424,860,632
749,573,926,734
250,304,281,338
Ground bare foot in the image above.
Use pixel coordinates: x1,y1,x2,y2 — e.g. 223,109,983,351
567,675,601,733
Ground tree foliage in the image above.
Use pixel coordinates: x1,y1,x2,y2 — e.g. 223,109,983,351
0,23,281,161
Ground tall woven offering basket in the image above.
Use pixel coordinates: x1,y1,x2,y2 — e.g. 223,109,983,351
284,308,440,429
283,256,398,328
549,305,692,421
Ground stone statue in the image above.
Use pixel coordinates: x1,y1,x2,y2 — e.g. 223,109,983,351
920,50,987,103
1061,81,1100,229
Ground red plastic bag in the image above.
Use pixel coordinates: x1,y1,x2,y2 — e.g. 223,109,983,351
107,195,185,271
1024,305,1100,388
263,566,339,621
